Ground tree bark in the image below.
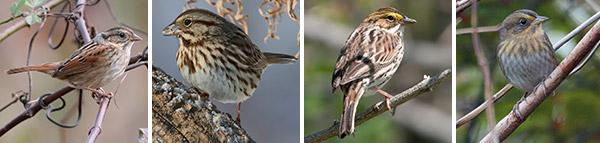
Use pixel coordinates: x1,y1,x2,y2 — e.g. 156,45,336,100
152,67,255,143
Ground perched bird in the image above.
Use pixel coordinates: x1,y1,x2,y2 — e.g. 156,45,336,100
331,7,416,138
162,9,297,123
7,27,142,95
497,9,558,118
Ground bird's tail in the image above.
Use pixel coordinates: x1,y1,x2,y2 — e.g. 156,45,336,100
339,83,365,138
263,52,297,64
7,63,57,75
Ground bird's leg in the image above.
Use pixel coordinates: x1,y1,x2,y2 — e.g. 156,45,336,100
85,87,112,103
512,92,529,122
236,103,242,125
372,87,394,113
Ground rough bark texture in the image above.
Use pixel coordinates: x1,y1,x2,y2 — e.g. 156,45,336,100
152,67,255,143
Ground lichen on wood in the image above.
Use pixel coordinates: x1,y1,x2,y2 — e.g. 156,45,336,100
152,67,255,143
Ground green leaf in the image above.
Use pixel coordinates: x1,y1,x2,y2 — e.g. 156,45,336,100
9,0,26,17
32,0,47,7
25,14,40,25
25,0,33,8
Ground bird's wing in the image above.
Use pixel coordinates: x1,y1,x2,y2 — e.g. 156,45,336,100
332,29,401,89
53,43,113,79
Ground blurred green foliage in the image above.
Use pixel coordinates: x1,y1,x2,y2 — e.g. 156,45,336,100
457,1,600,142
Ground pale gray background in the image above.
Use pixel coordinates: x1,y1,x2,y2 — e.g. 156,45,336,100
152,1,300,142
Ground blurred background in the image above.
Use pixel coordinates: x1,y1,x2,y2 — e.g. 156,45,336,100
304,0,452,142
0,0,148,143
456,0,600,142
152,1,300,143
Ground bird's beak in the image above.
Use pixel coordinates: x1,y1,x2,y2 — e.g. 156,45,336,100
131,33,143,41
162,23,179,36
534,16,549,24
403,17,417,24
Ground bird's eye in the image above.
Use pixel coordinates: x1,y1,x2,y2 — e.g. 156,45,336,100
385,15,395,21
518,18,528,26
118,32,126,38
184,18,192,27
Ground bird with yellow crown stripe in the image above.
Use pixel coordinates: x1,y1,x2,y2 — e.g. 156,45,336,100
331,7,416,138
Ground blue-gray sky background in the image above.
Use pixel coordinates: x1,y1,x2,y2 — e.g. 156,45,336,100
152,1,300,143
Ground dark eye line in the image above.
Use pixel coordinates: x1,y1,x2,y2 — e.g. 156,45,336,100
187,19,217,26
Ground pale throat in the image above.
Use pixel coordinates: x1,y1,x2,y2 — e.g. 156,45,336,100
514,25,545,41
385,24,403,37
179,33,201,43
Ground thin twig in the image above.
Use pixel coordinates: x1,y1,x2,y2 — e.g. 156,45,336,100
456,84,512,127
585,0,600,12
469,0,496,132
0,14,24,25
0,91,27,113
456,11,600,128
304,69,451,143
0,0,65,43
457,0,481,14
0,51,147,137
553,11,600,50
456,25,499,35
0,87,74,137
480,20,600,142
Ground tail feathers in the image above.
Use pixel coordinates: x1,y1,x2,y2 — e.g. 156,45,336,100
7,63,57,75
339,85,364,138
263,52,297,64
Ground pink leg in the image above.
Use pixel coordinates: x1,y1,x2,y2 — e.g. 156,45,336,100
372,88,393,111
85,87,112,103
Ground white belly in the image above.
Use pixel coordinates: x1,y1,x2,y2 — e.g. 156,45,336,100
179,66,251,103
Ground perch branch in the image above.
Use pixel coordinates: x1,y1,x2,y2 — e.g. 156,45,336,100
152,67,255,143
85,94,110,143
304,69,451,143
480,19,600,142
0,51,148,137
456,11,600,128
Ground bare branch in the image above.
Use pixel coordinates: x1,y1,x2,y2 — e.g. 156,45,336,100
456,84,512,127
0,51,148,137
480,20,600,142
0,14,24,25
73,0,91,43
553,11,600,50
457,0,481,14
456,25,499,35
304,69,451,143
456,11,600,128
0,86,74,137
469,0,496,131
86,95,110,143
